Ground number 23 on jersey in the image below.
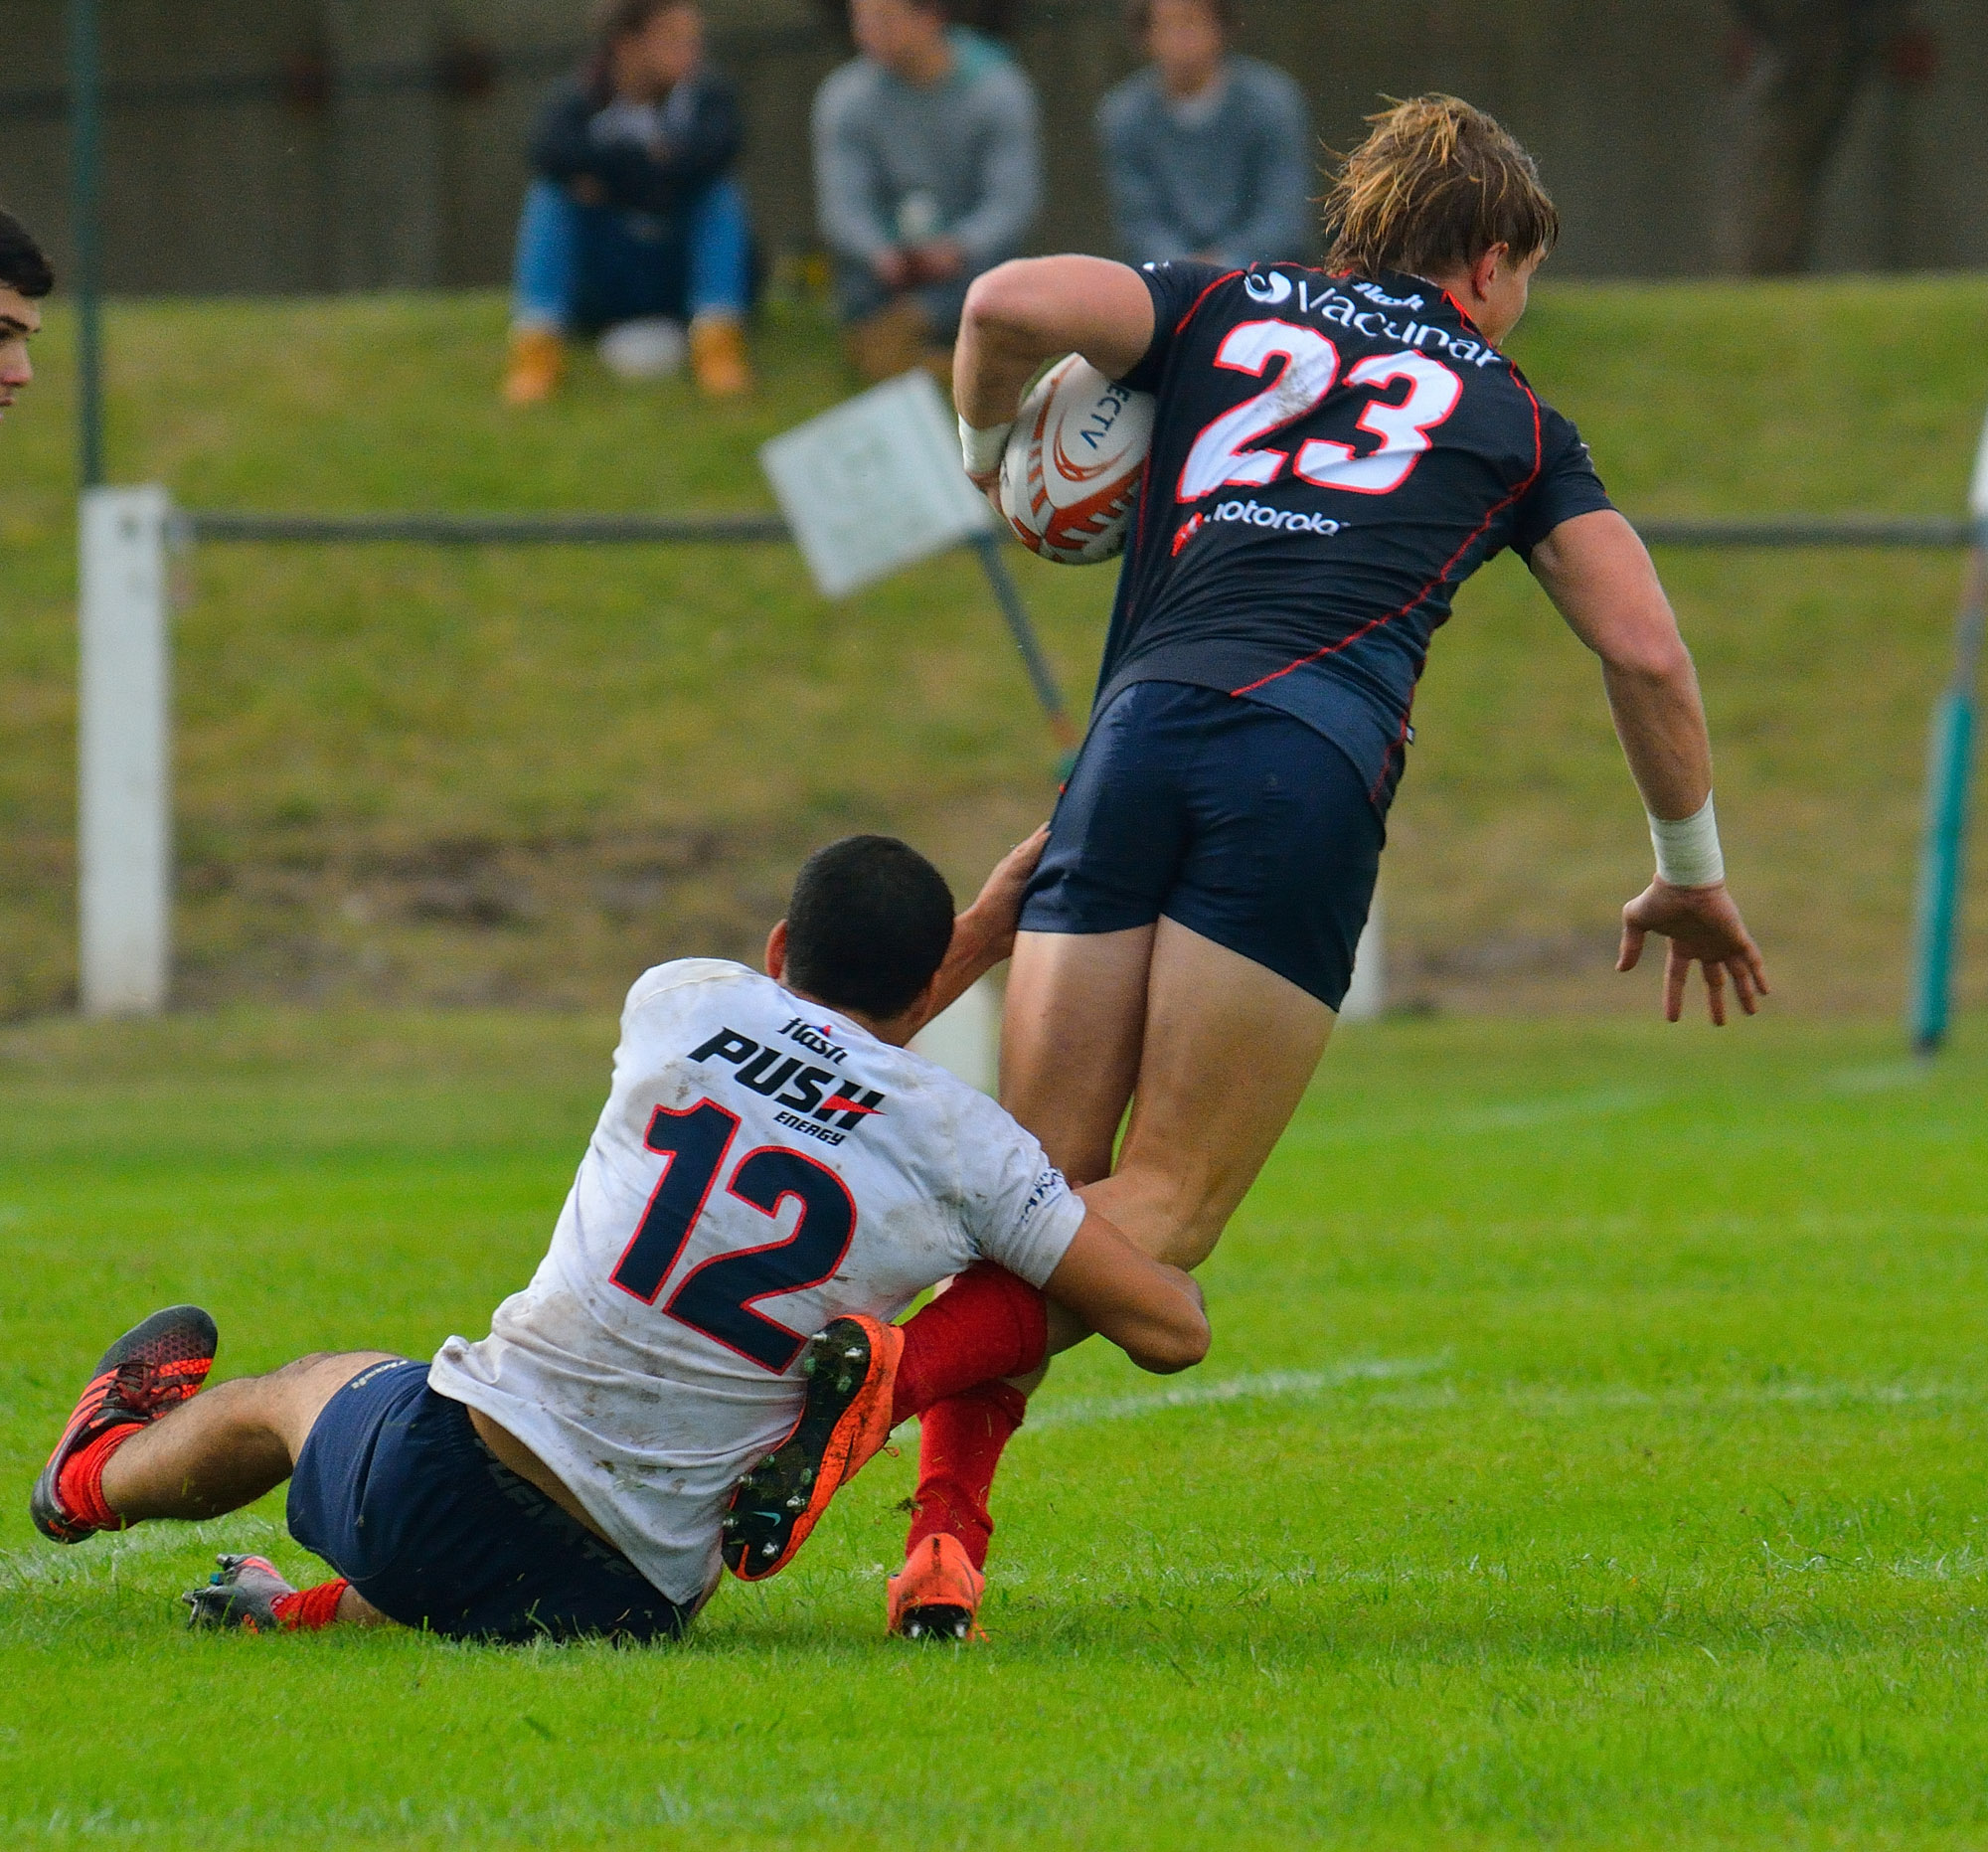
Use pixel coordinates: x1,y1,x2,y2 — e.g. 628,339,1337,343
1179,319,1463,505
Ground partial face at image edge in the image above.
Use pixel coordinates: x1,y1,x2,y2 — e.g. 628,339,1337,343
0,284,43,416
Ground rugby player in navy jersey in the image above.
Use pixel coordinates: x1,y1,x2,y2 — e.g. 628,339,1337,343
879,94,1770,1639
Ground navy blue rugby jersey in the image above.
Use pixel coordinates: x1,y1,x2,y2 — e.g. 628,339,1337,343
1096,260,1615,809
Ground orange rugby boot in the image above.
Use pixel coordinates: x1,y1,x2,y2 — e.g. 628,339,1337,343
689,313,751,397
502,325,566,406
722,1314,903,1581
887,1531,986,1642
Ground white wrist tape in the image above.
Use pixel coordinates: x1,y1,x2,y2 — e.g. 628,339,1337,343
959,416,1013,477
1649,793,1725,888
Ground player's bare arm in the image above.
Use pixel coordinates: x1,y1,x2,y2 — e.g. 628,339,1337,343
954,255,1156,488
1528,508,1770,1024
1039,1204,1209,1375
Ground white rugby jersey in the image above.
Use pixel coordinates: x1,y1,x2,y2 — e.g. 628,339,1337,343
429,958,1084,1607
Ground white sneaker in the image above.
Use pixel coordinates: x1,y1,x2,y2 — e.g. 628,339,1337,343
597,317,687,382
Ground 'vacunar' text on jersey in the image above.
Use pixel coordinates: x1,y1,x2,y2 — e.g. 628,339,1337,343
1101,261,1615,808
429,959,1084,1606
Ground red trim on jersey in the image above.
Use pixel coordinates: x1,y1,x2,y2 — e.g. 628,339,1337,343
1230,372,1548,706
1173,269,1245,335
1441,290,1487,339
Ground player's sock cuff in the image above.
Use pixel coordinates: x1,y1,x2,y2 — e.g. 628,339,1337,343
272,1580,350,1630
892,1263,1048,1425
55,1422,143,1532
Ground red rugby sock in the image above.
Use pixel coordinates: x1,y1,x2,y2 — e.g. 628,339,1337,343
271,1580,350,1631
56,1423,142,1532
891,1261,1048,1428
906,1380,1028,1573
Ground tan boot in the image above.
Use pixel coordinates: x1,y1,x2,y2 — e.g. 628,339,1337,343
844,297,930,383
689,313,751,397
502,325,566,406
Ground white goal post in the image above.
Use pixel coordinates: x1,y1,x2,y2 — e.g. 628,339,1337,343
77,485,174,1018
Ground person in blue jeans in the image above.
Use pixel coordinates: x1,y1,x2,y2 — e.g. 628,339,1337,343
505,0,754,403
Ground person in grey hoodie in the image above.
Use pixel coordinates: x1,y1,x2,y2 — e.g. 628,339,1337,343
813,0,1042,380
1096,0,1312,267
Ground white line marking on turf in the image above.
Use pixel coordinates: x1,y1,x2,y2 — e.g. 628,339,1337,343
0,1514,284,1591
1016,1365,1979,1438
1025,1355,1450,1432
1287,1087,1663,1148
1823,1062,1930,1094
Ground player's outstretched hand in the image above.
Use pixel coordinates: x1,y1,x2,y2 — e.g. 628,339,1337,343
1618,880,1769,1026
921,827,1052,1026
966,824,1051,955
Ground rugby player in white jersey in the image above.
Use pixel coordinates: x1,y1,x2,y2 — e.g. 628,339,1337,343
30,834,1207,1642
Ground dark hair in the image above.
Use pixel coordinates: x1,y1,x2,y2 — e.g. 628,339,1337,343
1125,0,1237,34
0,209,54,299
784,835,955,1020
591,0,694,52
1325,95,1559,281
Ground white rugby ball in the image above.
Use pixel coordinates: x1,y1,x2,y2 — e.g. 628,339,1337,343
999,355,1155,564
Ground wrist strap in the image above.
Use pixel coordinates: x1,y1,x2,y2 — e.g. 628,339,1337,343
959,416,1013,476
1649,793,1725,888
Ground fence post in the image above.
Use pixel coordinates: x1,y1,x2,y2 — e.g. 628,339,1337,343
911,974,1001,1095
1339,888,1387,1023
1908,410,1988,1054
78,485,174,1017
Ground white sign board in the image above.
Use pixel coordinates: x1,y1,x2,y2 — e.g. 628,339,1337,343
760,370,994,599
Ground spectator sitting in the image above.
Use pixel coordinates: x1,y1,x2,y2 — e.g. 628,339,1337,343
1096,0,1312,267
813,0,1041,383
505,0,753,404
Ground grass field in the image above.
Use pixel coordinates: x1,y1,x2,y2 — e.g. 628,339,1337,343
4,280,1987,1019
4,1006,1987,1849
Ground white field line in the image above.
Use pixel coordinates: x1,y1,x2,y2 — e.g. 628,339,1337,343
0,1512,284,1593
1025,1355,1450,1433
1286,1086,1661,1148
1021,1365,1979,1437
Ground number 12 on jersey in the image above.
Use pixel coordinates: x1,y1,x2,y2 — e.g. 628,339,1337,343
609,1099,858,1375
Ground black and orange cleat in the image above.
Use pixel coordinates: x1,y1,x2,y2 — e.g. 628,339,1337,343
722,1314,903,1582
30,1305,218,1543
183,1554,296,1632
888,1532,987,1642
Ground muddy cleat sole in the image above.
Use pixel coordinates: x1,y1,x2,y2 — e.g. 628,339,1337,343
888,1532,987,1643
31,1305,219,1544
183,1554,298,1632
723,1314,904,1583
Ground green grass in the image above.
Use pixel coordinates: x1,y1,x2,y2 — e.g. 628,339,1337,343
4,1008,1987,1849
4,279,1987,1020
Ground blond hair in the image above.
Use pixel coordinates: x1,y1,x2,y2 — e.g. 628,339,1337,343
1324,95,1559,282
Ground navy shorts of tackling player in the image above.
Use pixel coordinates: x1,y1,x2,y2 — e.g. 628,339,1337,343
1020,681,1384,1009
287,1358,689,1644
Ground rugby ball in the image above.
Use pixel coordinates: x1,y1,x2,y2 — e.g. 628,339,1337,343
999,355,1154,564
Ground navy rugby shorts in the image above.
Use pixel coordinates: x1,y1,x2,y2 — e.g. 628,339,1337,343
287,1357,689,1645
1021,681,1384,1009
